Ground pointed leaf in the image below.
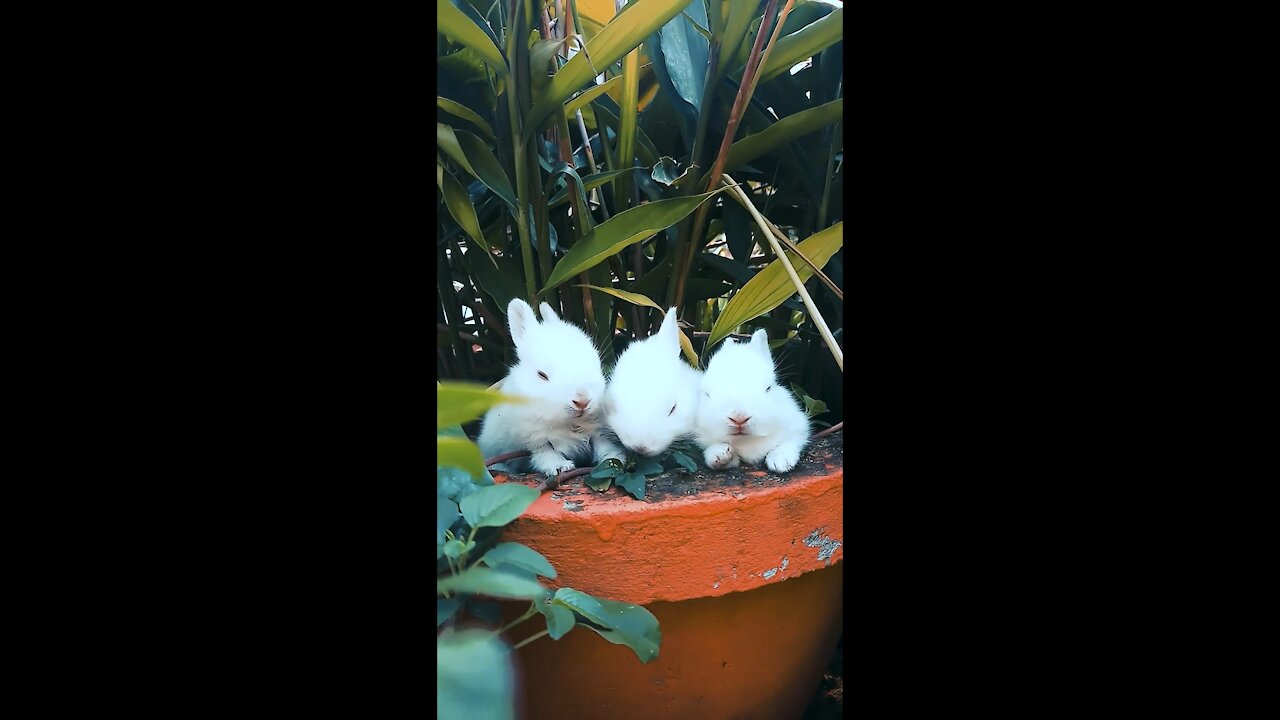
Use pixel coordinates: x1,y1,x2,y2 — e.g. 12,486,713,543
552,588,661,663
438,436,486,479
437,566,546,599
635,457,664,476
460,483,541,529
543,603,577,640
437,164,490,254
707,222,843,349
726,99,843,171
541,187,729,293
616,471,647,500
527,0,697,133
669,450,697,472
564,74,623,116
438,382,525,428
437,0,508,76
455,127,519,211
438,498,461,544
437,96,496,142
481,542,557,579
754,7,844,84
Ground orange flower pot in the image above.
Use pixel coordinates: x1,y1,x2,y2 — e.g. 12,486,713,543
496,434,844,720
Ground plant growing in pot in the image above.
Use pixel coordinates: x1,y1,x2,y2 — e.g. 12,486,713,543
437,382,662,719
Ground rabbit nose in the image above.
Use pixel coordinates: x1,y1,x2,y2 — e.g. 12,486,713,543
634,445,650,455
729,414,751,426
572,398,589,411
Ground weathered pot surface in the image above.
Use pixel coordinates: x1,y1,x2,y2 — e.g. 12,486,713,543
495,433,844,720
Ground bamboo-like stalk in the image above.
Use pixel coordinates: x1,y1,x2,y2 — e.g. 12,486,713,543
613,0,641,214
817,76,842,231
506,0,538,305
722,174,842,371
674,0,793,310
726,190,843,300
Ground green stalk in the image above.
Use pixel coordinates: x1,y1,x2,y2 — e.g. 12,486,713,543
613,0,641,214
817,76,842,231
506,0,537,305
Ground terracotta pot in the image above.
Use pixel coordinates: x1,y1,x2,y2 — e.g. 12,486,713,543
497,433,844,720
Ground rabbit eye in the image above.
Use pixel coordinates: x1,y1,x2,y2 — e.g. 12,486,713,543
538,371,549,381
765,385,772,392
668,403,676,416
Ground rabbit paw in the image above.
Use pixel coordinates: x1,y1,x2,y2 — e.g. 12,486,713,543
704,443,738,469
533,453,577,477
765,445,800,473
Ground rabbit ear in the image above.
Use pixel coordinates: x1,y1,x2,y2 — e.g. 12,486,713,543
749,328,770,357
508,299,537,348
538,302,560,323
656,307,680,354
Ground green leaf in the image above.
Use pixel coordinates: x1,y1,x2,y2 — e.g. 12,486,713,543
438,424,495,495
725,99,843,171
790,383,828,418
437,125,519,211
439,436,486,479
563,74,622,117
647,1,709,141
635,457,664,476
544,604,577,640
527,0,696,134
437,628,516,720
465,243,526,312
444,538,477,559
438,597,462,627
481,542,557,579
551,588,661,663
651,156,697,188
707,222,844,349
669,450,697,472
575,284,698,366
615,471,647,500
460,483,541,529
437,96,496,142
709,0,758,80
541,188,728,293
590,458,623,478
437,566,546,599
437,164,491,254
548,167,640,209
438,382,525,428
437,0,508,77
583,475,614,492
753,7,844,84
438,498,461,545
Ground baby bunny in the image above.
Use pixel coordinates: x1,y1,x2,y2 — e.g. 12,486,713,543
603,307,702,457
694,329,810,473
477,299,622,477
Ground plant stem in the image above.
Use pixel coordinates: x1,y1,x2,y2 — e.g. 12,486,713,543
722,174,842,371
513,629,551,650
812,421,843,439
507,0,537,305
817,76,842,230
493,603,540,636
486,449,533,466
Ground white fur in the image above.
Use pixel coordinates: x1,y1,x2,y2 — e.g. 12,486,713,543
694,329,810,472
477,300,623,477
603,307,702,457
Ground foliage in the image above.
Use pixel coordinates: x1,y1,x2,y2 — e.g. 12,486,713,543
437,0,844,427
437,381,662,717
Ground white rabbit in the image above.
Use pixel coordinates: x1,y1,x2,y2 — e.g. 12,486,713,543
477,299,624,477
603,307,702,457
694,329,810,473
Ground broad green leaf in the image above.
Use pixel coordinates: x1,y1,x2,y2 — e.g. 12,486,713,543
439,436,486,479
616,470,647,500
708,0,758,80
438,498,461,544
438,597,462,627
437,125,519,211
725,99,843,171
634,457,664,476
443,538,477,559
564,75,622,116
481,542,557,579
651,156,697,188
437,628,516,720
437,566,546,599
437,164,491,255
460,483,540,529
526,0,696,134
591,458,623,478
669,450,697,472
541,188,728,293
437,0,508,77
438,382,525,428
544,604,576,640
583,475,613,492
552,588,661,663
707,222,844,349
754,7,844,84
647,0,709,142
437,96,496,142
